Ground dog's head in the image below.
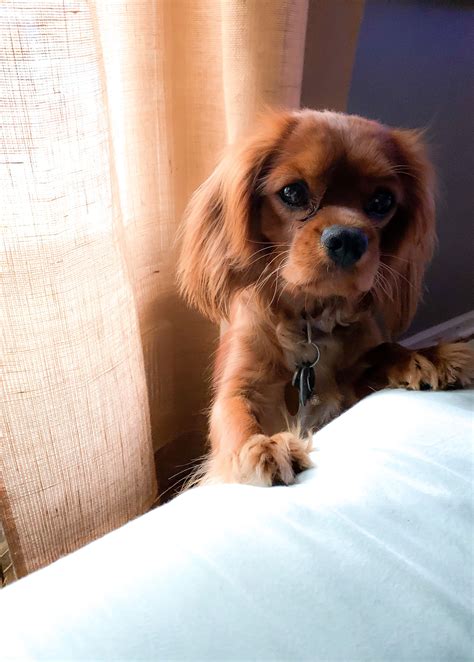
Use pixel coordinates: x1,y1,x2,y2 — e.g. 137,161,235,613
178,109,435,336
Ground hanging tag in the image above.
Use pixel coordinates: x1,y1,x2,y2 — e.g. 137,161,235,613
286,318,320,415
292,362,315,408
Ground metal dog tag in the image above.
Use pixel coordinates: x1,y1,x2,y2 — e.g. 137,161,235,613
286,319,321,415
292,362,316,408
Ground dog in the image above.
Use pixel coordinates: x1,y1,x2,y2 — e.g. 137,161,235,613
178,109,473,486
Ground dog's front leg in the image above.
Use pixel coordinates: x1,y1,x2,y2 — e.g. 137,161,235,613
351,341,474,398
204,393,312,486
201,335,313,486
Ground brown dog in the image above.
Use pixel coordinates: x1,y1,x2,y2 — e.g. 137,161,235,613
178,109,473,486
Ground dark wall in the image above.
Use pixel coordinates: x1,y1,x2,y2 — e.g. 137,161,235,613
347,0,474,334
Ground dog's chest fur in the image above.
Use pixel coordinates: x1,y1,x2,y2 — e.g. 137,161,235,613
229,294,375,437
257,310,350,435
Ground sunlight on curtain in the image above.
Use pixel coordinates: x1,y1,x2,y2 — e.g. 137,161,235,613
0,0,158,576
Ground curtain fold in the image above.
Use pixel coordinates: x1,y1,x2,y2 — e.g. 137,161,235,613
1,0,363,577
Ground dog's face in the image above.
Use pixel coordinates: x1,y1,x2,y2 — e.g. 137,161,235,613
179,110,435,336
259,113,406,299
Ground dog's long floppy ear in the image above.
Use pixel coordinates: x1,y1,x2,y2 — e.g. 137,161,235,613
177,111,296,322
379,129,436,338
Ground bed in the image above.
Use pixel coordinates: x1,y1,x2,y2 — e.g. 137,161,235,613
1,388,473,661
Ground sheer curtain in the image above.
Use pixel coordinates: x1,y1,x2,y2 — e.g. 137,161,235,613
0,0,363,578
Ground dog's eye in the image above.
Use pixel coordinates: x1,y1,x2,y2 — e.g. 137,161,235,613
278,180,309,208
364,188,395,219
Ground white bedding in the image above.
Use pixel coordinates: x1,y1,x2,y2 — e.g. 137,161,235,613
1,389,473,661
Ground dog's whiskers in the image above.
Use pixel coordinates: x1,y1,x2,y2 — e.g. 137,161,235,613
380,252,412,264
256,262,286,298
250,250,290,305
373,270,393,302
388,165,423,184
245,246,276,268
267,270,282,312
380,261,416,291
378,264,398,299
249,240,288,247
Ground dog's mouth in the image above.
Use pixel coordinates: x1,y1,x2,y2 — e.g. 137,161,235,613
280,254,379,300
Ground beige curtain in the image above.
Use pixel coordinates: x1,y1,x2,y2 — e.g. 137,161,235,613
0,0,363,578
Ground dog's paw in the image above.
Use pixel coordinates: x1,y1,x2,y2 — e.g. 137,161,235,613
239,433,313,486
424,342,474,388
388,342,474,391
386,350,439,390
202,433,313,486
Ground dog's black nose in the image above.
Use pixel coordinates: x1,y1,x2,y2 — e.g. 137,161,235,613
321,226,368,268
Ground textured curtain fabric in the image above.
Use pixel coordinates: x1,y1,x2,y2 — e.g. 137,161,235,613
1,0,363,578
0,0,158,578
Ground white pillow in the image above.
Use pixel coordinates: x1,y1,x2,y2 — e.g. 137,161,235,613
1,389,473,661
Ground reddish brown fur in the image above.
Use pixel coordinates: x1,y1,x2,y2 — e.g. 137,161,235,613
178,109,474,486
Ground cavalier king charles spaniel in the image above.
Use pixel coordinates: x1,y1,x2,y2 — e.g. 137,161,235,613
178,109,473,486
